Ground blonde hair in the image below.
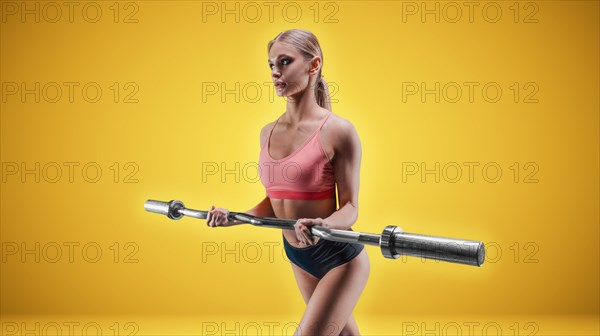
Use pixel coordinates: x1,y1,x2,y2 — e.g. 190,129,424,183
267,29,332,111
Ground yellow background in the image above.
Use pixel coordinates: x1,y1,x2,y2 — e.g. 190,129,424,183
1,0,598,335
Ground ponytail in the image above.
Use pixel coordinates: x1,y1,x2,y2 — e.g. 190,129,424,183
316,72,332,112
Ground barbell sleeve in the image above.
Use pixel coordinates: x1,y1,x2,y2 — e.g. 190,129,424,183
144,199,485,267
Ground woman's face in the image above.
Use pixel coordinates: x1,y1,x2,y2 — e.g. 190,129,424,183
268,41,319,97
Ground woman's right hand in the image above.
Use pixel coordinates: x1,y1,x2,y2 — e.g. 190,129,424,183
206,205,231,227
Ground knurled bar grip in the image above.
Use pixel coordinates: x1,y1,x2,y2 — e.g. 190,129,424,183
144,199,485,267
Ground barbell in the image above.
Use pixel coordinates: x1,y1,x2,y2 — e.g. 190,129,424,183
144,199,485,267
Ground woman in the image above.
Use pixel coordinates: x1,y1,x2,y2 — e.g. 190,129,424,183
206,29,370,336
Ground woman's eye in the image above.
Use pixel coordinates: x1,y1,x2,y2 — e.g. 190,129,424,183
269,59,290,69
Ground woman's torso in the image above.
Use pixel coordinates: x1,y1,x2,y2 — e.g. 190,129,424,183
260,109,337,248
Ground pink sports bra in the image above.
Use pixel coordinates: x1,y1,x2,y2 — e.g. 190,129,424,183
259,111,336,200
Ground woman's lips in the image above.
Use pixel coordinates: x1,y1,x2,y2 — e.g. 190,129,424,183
275,82,286,89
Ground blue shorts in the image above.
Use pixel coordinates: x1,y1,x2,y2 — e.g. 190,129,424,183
283,231,364,279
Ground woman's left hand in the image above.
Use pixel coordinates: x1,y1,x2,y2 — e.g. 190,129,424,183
294,218,325,246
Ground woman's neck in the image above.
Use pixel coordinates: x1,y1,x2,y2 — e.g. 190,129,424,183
283,82,322,124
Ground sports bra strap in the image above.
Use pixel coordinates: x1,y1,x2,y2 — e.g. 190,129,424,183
318,111,332,130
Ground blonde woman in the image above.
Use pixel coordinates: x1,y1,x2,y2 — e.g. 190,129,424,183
207,29,370,336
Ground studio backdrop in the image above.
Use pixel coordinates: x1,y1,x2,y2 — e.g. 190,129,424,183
1,1,598,335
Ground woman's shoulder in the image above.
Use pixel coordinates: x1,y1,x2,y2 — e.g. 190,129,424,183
322,110,360,158
324,111,358,139
259,118,279,147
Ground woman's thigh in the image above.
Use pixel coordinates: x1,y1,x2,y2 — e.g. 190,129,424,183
290,261,361,336
290,262,320,304
296,250,370,336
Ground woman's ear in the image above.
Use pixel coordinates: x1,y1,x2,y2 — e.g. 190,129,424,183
309,56,322,76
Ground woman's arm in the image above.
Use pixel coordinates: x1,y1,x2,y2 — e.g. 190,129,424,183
322,120,362,230
208,124,277,227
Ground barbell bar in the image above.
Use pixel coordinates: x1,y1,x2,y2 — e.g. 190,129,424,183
144,199,485,267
